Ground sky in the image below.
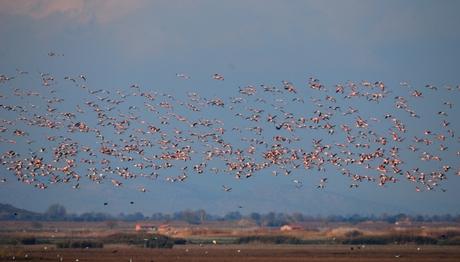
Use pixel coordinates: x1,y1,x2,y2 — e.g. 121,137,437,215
0,0,459,216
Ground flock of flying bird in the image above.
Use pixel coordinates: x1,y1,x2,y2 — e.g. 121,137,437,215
0,55,459,196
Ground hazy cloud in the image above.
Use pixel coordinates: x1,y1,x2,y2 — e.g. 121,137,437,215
0,0,148,24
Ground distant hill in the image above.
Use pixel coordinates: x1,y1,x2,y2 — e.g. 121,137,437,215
0,203,42,220
1,203,459,223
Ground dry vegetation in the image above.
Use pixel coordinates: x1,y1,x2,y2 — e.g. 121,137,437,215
1,220,460,261
2,245,460,262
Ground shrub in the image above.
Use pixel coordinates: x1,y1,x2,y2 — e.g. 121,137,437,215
342,235,438,245
344,230,363,238
342,237,387,245
103,233,153,245
56,241,103,249
0,238,18,245
236,235,303,244
20,237,37,245
102,233,179,247
174,238,187,245
437,236,460,245
144,235,174,249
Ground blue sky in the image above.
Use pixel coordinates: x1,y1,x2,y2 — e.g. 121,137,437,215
0,0,459,216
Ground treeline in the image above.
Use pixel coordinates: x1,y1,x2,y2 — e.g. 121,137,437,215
2,203,460,225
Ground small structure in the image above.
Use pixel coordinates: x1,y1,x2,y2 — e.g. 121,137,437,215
135,223,157,233
280,224,303,231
